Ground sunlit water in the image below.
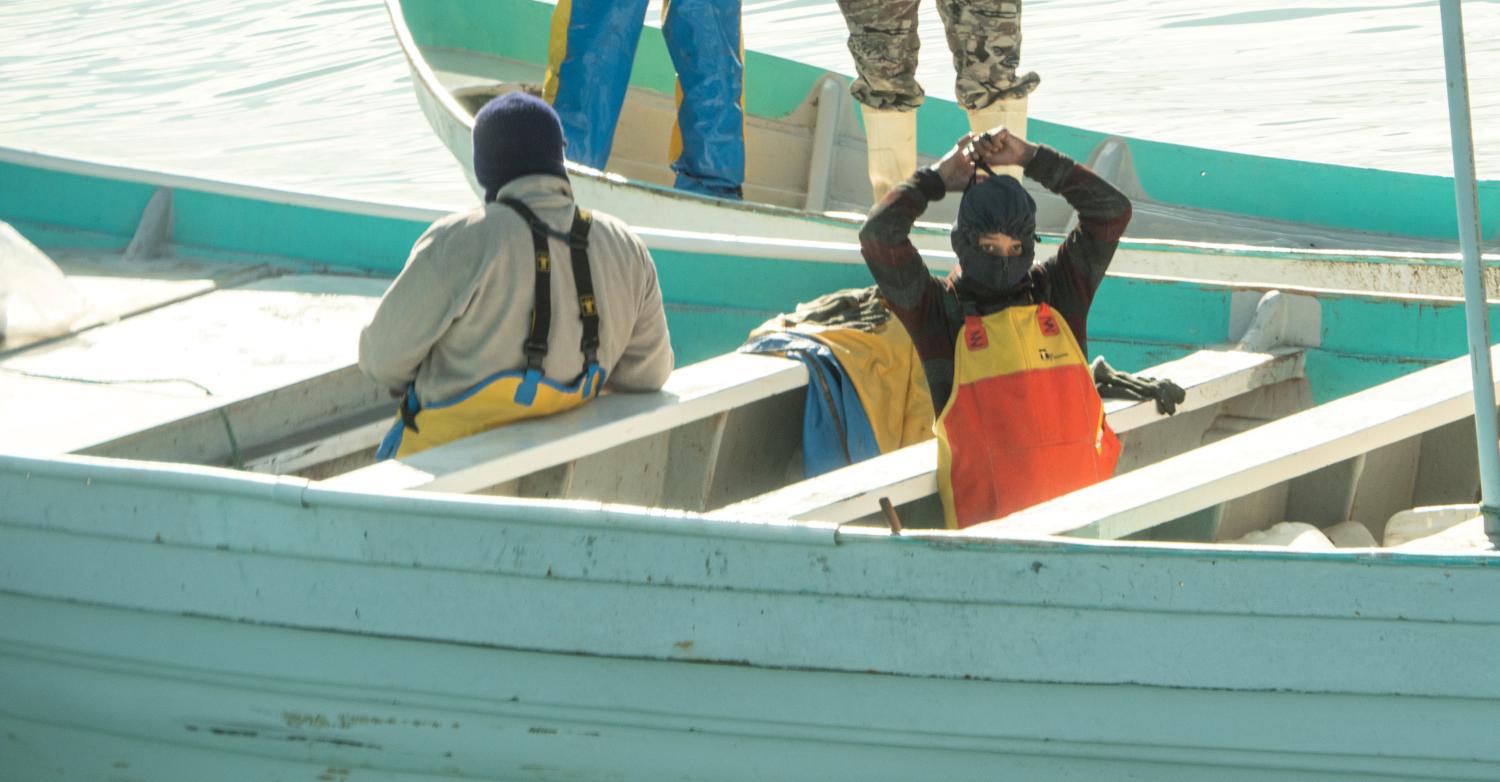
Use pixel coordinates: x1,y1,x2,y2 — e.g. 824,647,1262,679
0,0,1496,211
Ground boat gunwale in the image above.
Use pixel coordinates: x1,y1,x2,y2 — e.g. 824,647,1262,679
5,449,1497,569
6,145,1494,274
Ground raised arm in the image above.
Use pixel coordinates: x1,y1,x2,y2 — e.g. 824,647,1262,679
972,129,1133,353
859,134,976,341
971,129,1132,295
1027,145,1132,294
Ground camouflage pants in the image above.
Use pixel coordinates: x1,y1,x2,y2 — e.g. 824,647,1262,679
836,0,1039,112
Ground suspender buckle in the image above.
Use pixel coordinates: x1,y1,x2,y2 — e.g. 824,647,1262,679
398,385,422,433
523,338,548,371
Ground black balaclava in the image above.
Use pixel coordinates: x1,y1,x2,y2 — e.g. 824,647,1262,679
950,175,1038,300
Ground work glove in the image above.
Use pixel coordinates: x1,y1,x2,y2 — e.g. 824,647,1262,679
1092,356,1187,416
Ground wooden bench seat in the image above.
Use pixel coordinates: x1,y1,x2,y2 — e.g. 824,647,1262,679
719,346,1307,524
79,365,391,471
323,352,808,497
98,350,809,489
970,345,1500,543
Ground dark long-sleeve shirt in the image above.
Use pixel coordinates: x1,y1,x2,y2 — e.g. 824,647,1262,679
859,145,1133,411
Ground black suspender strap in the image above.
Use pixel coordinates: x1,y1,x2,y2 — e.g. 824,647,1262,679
499,198,554,373
498,197,599,373
568,208,598,365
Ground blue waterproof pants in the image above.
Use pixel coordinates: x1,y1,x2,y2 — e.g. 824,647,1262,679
544,0,744,199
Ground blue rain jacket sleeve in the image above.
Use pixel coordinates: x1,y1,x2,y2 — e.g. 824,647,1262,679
742,333,881,478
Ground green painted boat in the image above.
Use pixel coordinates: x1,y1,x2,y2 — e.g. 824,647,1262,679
3,147,1500,780
389,0,1500,260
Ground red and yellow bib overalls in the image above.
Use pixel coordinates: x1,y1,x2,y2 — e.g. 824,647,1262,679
935,302,1120,528
376,200,605,460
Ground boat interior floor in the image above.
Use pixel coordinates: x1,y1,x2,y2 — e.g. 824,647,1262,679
1,248,387,457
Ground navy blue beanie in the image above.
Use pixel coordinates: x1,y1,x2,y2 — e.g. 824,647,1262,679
472,92,569,201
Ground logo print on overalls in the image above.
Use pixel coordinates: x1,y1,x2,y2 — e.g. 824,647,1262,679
965,320,989,350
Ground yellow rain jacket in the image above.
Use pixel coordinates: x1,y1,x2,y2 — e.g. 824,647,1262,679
749,286,933,455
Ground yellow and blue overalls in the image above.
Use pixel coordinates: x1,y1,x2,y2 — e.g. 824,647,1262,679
543,0,744,199
376,199,606,460
935,302,1121,528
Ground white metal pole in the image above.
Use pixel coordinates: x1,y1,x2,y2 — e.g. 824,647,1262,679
1439,0,1500,535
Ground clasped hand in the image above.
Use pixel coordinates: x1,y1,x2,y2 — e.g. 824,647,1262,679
934,127,1036,191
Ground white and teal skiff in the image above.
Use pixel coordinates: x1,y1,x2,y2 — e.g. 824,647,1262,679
2,142,1499,780
389,0,1500,264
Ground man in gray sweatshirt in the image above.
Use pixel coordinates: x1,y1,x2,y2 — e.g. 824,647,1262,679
360,92,674,459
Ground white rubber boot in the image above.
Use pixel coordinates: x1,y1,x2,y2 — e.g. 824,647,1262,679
861,106,918,204
966,95,1028,181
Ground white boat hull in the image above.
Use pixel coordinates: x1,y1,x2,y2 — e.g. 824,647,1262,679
3,454,1499,780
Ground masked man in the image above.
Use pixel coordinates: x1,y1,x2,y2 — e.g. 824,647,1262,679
544,0,744,200
859,128,1131,528
360,93,675,459
838,0,1038,201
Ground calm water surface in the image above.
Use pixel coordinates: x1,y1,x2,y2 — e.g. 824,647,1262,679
0,0,1495,209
